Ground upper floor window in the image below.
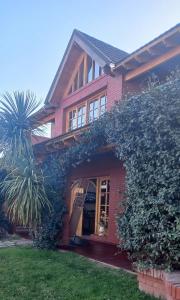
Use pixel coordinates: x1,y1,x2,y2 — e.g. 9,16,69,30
68,105,86,131
67,94,106,132
89,95,107,122
67,55,103,96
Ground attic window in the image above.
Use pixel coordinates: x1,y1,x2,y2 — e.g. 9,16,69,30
67,55,103,95
87,56,102,83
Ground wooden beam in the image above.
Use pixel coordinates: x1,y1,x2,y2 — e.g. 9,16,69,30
125,46,180,81
123,59,140,70
162,38,177,48
134,51,151,63
147,45,165,56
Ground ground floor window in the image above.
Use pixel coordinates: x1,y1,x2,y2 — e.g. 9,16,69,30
70,177,110,237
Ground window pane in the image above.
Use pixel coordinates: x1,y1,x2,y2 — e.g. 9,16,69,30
89,110,94,122
69,110,77,131
99,67,102,76
72,118,77,129
94,99,99,109
77,106,86,128
79,60,84,88
74,73,78,91
100,96,106,107
100,96,107,116
98,179,110,234
94,108,98,119
87,56,93,83
94,61,100,79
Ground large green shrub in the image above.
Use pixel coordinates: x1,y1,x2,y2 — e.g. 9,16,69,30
106,72,180,270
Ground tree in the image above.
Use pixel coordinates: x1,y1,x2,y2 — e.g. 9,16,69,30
0,91,50,229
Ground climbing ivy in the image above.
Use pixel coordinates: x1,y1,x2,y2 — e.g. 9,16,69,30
35,71,180,271
106,71,180,271
34,118,107,249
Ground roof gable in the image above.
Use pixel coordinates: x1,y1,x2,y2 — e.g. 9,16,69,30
45,30,128,104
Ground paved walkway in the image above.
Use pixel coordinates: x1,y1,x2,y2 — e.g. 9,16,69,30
0,239,32,248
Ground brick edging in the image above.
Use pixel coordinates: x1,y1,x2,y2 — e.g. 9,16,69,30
138,269,180,300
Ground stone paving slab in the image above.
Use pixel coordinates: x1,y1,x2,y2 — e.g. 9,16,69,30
0,239,32,248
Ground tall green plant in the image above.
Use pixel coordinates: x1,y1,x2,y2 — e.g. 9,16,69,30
0,91,50,228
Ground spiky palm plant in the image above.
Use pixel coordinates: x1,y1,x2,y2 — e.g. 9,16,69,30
0,91,50,228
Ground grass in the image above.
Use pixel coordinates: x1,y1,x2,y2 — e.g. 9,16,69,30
0,247,157,300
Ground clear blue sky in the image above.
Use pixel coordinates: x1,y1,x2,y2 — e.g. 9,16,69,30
0,0,179,104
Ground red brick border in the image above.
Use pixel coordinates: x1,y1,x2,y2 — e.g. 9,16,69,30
138,269,180,299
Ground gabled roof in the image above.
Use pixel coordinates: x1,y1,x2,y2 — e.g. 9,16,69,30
45,29,128,104
75,30,128,64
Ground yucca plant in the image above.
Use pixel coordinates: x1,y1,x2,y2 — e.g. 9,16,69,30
0,91,50,228
0,91,40,166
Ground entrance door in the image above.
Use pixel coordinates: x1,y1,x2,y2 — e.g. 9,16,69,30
70,177,110,237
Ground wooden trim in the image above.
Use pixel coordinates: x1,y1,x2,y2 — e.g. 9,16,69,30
84,54,88,84
125,46,180,81
116,26,180,70
64,53,86,97
65,91,107,132
95,178,100,234
95,176,110,235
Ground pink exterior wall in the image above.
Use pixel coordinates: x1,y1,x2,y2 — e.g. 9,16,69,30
51,73,123,137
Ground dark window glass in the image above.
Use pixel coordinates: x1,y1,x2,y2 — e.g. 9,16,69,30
94,61,100,79
87,56,93,83
74,73,78,91
79,60,84,88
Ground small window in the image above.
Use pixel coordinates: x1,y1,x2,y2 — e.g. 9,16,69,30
100,95,107,115
87,56,93,83
69,110,77,131
74,74,78,91
77,106,86,128
89,99,99,122
89,95,107,122
93,61,100,79
79,60,84,88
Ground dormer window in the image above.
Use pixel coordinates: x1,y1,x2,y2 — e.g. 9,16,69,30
67,54,103,96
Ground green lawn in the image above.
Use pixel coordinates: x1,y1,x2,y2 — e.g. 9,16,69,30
0,247,157,300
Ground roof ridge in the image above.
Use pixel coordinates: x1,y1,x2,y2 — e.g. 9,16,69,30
76,29,128,52
75,29,128,64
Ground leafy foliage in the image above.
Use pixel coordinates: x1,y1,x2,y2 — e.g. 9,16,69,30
33,119,107,248
0,169,12,237
33,155,66,249
106,72,180,270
